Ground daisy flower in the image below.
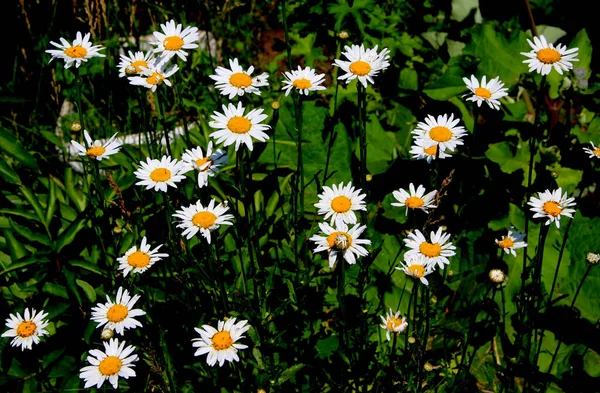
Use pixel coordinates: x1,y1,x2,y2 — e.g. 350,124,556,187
180,142,229,188
409,137,452,162
583,142,600,159
396,253,435,285
71,130,121,160
412,114,467,153
117,50,156,78
314,181,367,228
91,287,146,335
150,19,200,64
462,75,509,110
172,199,234,243
391,183,437,215
309,221,371,268
496,226,528,257
134,155,188,193
379,308,408,341
209,58,269,99
128,62,179,92
116,236,169,277
79,338,138,389
527,187,576,229
2,308,49,351
208,102,270,151
45,31,105,69
281,65,327,96
192,317,251,367
404,227,456,269
521,35,579,76
333,44,390,88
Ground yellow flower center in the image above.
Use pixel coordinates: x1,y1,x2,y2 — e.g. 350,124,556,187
593,148,600,157
293,78,312,89
227,116,252,134
131,60,148,72
349,60,371,76
475,87,492,99
192,211,217,228
407,264,425,278
497,237,514,249
16,321,36,338
537,48,561,64
127,250,151,268
164,36,184,51
211,330,234,350
542,201,562,217
229,73,253,88
386,317,403,330
405,196,424,209
86,146,106,158
419,242,441,258
65,46,87,58
429,126,452,142
98,356,122,376
327,232,351,250
331,196,352,213
146,72,165,85
195,157,212,170
106,304,129,323
150,168,171,182
424,144,438,156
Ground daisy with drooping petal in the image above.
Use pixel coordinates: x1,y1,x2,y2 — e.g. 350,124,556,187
209,58,270,99
409,137,452,162
172,199,234,243
309,221,371,268
583,142,600,159
521,35,579,76
496,227,528,257
2,308,49,351
281,66,327,96
192,317,251,367
396,253,435,285
71,130,121,160
79,338,138,389
391,183,437,215
128,62,179,92
134,155,188,193
91,287,146,335
462,75,509,110
117,50,156,78
116,236,169,277
208,102,271,151
150,19,200,64
180,142,229,188
527,188,576,229
379,308,408,341
412,114,467,153
404,227,456,269
45,31,105,69
314,181,367,228
334,44,390,88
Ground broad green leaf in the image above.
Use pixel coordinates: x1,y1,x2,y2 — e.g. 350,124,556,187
4,229,27,261
537,25,567,44
364,114,395,175
485,140,539,186
0,256,49,276
545,164,582,194
451,0,480,22
569,29,592,75
423,64,467,101
0,158,20,184
0,127,40,172
583,349,600,377
421,31,447,50
55,217,87,253
68,260,106,276
42,282,69,299
399,68,418,91
76,279,97,302
316,336,339,358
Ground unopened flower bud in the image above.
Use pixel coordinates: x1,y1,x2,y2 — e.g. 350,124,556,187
271,101,280,110
125,65,138,76
586,252,600,265
424,362,434,372
338,31,349,39
100,328,114,340
408,336,416,344
489,269,506,284
71,122,82,132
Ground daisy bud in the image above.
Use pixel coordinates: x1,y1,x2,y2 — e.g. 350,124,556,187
488,268,506,284
338,31,349,39
71,122,82,132
125,65,138,76
408,336,416,344
424,362,434,372
271,101,280,110
586,252,600,265
100,328,114,340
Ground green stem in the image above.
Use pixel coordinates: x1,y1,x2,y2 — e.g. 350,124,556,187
154,89,172,157
357,83,367,194
546,217,573,306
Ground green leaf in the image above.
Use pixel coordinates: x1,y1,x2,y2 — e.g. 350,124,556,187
4,229,27,261
485,139,538,186
64,167,87,212
316,336,340,359
423,64,467,101
42,282,69,299
569,29,592,75
0,127,40,172
0,256,49,276
545,164,582,194
365,114,395,175
55,217,87,253
276,363,305,386
76,279,97,302
584,349,600,377
9,219,52,247
0,158,20,184
399,68,418,91
19,185,47,225
68,260,106,276
451,0,480,22
537,25,567,44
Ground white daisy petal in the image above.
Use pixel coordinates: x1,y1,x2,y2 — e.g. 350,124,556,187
173,199,234,243
333,44,390,88
379,308,408,341
520,34,579,76
79,338,138,389
116,236,169,277
192,317,250,367
45,31,105,69
2,308,50,351
309,221,371,268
